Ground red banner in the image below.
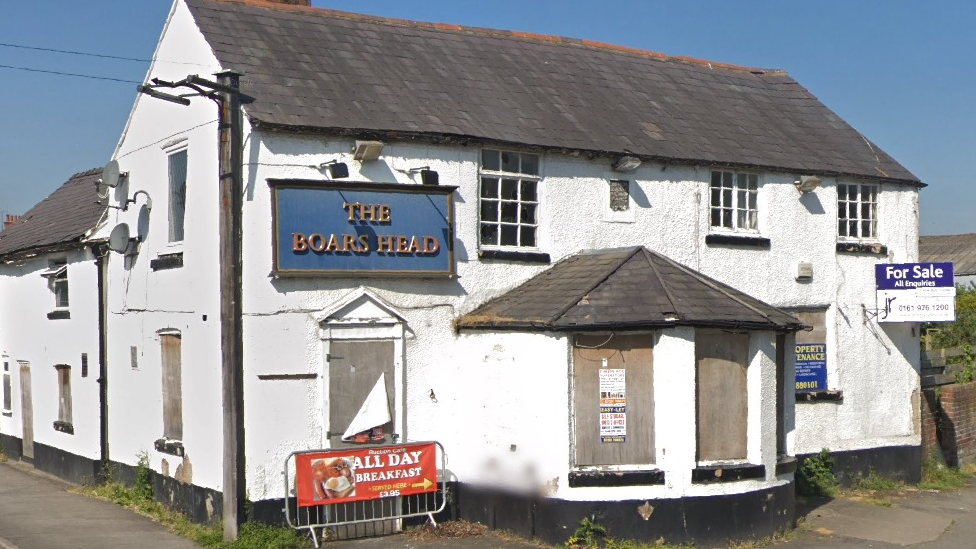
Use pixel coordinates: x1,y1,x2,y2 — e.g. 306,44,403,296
295,442,438,507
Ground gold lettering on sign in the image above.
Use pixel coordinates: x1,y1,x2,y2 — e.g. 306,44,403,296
291,198,443,259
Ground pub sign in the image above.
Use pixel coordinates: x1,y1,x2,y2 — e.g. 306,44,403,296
271,180,455,277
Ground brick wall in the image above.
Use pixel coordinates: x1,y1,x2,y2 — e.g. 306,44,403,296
921,388,940,460
925,381,976,467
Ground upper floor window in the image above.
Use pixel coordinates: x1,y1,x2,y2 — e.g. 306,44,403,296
837,183,877,240
41,259,69,309
168,149,188,243
710,170,758,232
479,150,540,249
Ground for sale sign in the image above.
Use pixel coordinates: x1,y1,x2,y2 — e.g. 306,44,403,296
295,442,438,507
875,262,955,323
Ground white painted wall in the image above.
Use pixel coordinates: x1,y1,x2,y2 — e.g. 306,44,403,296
0,248,102,464
87,0,920,504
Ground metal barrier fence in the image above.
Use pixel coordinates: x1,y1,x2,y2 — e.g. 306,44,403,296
284,441,447,546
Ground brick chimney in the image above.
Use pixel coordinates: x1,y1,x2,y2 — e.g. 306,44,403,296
3,214,20,230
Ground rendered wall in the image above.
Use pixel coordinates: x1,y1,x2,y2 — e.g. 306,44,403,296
0,248,102,469
88,0,920,509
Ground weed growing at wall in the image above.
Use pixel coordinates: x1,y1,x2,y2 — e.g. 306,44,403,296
565,517,608,548
796,448,838,497
920,451,973,491
134,451,153,502
955,345,975,384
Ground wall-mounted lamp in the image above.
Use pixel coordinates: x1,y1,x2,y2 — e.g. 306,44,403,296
611,155,642,172
794,175,821,193
410,166,439,186
352,140,384,162
319,160,349,179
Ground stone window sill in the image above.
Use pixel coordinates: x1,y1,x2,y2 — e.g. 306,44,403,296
47,309,70,320
705,233,771,249
568,468,665,488
775,455,798,475
692,463,765,483
478,249,550,264
53,421,74,434
155,438,185,457
150,252,184,271
836,242,887,255
796,390,843,403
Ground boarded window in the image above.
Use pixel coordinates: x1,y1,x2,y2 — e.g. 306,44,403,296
609,180,630,212
793,309,828,392
55,364,72,425
328,340,395,448
160,333,183,440
573,333,655,466
696,331,749,461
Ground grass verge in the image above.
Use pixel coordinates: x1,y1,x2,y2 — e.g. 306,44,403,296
75,478,308,549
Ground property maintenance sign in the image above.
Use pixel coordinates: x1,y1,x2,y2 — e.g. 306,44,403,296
270,180,455,277
875,262,955,323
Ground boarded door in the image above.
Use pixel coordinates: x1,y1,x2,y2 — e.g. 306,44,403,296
19,361,33,460
328,340,395,448
696,331,749,461
573,334,655,466
325,340,397,538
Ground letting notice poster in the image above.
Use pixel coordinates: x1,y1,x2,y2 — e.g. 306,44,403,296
599,368,626,443
795,343,827,392
295,442,437,507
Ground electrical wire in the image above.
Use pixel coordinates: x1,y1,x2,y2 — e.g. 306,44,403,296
0,63,141,84
0,41,206,66
0,42,150,63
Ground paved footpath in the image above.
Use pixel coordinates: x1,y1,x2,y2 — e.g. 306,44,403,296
2,457,976,549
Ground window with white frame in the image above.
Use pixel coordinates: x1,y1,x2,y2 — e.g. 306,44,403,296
479,149,540,249
168,149,188,243
837,183,878,240
41,259,69,309
710,170,758,232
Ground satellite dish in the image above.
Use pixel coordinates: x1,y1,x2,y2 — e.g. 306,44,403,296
99,160,124,188
108,223,132,254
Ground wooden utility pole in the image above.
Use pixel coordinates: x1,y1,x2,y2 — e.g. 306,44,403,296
216,70,246,541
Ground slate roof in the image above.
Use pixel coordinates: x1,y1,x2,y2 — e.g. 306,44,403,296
0,169,106,258
919,234,976,276
457,246,804,332
183,0,919,185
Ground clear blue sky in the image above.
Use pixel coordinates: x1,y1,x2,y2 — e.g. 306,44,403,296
1,1,972,235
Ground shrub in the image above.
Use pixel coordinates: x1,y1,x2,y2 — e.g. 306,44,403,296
796,448,838,497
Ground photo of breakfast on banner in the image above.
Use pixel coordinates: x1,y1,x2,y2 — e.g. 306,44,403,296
311,457,357,500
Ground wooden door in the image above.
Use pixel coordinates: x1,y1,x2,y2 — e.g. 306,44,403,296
324,340,397,538
327,340,395,448
696,331,749,461
19,362,33,460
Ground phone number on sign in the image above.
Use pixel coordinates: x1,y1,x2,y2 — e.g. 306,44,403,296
897,303,950,313
796,381,821,390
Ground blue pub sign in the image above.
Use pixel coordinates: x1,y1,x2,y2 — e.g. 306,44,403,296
270,180,455,277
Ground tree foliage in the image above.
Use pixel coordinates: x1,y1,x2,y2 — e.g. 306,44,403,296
928,284,976,348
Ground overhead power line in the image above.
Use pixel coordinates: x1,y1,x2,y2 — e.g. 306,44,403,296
0,63,141,84
0,42,204,66
0,41,150,63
